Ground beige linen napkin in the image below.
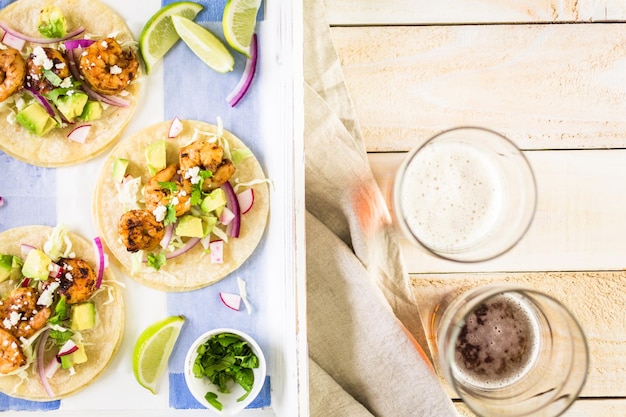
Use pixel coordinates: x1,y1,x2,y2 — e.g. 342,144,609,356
304,0,459,416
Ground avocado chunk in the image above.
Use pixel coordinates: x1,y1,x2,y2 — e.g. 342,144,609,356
70,302,96,330
38,6,67,38
145,140,167,176
112,158,129,183
60,342,88,369
175,215,205,238
54,91,89,122
201,188,226,215
21,249,51,281
79,100,103,121
16,103,58,136
0,255,23,283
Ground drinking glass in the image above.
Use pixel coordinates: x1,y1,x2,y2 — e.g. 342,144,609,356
433,285,589,417
392,127,536,262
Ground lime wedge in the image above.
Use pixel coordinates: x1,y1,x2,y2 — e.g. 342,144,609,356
139,2,204,74
222,0,262,58
171,15,235,73
132,315,185,394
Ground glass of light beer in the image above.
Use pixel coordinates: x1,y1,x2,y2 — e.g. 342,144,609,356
433,285,589,417
393,127,536,262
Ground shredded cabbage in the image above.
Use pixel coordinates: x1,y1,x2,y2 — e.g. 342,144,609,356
43,224,72,261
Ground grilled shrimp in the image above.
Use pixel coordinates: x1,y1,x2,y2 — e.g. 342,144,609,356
26,46,70,95
0,328,26,374
179,139,235,191
46,258,97,304
144,164,192,217
0,47,25,102
118,209,165,252
0,287,51,339
78,37,138,95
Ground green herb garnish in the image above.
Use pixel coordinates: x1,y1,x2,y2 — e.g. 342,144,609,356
193,333,260,409
146,252,166,270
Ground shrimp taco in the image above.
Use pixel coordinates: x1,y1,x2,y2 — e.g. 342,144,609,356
0,225,124,400
93,119,270,292
0,0,141,167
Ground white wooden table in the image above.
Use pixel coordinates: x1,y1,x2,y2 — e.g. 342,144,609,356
325,0,626,414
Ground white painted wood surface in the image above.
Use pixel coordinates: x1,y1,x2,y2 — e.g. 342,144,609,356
331,0,626,414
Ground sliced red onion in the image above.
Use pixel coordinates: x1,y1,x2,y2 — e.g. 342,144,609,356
67,124,91,144
93,237,105,288
159,224,174,249
63,38,94,50
20,243,35,257
226,33,258,107
23,88,57,119
0,22,85,44
221,182,241,238
0,196,3,207
20,278,31,288
165,237,200,260
2,30,25,51
37,328,55,398
44,357,61,379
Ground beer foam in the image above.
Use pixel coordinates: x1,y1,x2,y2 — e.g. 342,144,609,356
452,294,541,389
399,140,504,252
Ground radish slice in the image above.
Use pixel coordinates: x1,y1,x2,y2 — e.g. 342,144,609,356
93,237,105,288
209,240,224,264
219,292,241,311
67,124,91,144
168,116,183,138
221,182,241,238
226,33,258,107
37,329,55,398
237,188,254,214
0,22,85,44
2,30,25,51
219,206,235,226
48,263,62,279
57,339,78,357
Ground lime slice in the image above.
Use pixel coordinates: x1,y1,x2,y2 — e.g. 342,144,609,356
171,15,235,73
132,315,186,394
222,0,262,58
139,2,204,74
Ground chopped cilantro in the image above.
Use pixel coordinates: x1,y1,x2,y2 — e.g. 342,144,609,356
158,181,178,192
147,252,166,270
48,296,68,325
192,333,260,408
163,204,177,225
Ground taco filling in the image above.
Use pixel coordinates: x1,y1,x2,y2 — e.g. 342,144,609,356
0,224,123,400
0,0,141,167
94,119,270,291
0,5,138,138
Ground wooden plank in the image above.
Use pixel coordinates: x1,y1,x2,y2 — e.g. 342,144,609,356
332,24,626,152
325,0,626,25
369,150,626,273
410,272,626,398
454,398,626,416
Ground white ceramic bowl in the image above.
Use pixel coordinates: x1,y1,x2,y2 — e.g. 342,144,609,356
184,328,267,415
